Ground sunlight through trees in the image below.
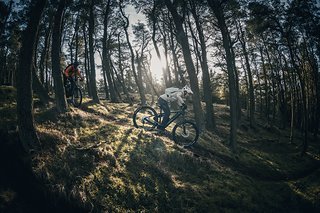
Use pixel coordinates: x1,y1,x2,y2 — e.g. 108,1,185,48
1,0,319,154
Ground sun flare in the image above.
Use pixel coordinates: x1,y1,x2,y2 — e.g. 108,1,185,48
150,52,166,80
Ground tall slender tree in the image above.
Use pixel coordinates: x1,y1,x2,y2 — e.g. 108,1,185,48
236,20,255,127
102,0,118,102
164,0,204,128
17,0,47,152
208,0,238,152
189,0,216,130
51,0,68,112
88,0,100,103
119,1,147,105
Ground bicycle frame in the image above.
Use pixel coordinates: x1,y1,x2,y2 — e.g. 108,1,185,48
147,108,185,128
158,110,185,128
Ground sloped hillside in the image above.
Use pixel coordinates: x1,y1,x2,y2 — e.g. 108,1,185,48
0,86,319,212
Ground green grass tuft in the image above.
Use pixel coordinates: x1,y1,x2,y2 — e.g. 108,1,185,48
0,88,319,212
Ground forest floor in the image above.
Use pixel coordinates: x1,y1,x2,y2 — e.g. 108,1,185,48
0,85,320,212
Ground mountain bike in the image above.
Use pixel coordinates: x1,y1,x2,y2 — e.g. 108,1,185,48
65,78,82,107
133,105,199,147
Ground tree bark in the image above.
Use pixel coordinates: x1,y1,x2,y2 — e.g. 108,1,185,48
96,49,109,100
39,13,53,85
208,0,238,152
82,23,92,98
116,33,132,104
164,0,204,128
168,19,185,86
286,36,308,155
158,20,173,87
17,0,47,152
259,46,270,123
119,3,146,105
32,66,50,105
236,21,255,128
189,1,216,130
51,0,67,113
102,0,117,102
88,0,100,103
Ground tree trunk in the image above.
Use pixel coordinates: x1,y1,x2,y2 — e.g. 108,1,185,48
168,20,185,86
190,1,216,130
102,0,117,102
51,0,67,113
75,17,79,62
162,32,172,87
275,50,288,129
32,20,50,105
119,4,146,105
286,36,308,155
236,21,255,128
32,66,50,105
116,33,132,105
150,2,170,87
263,41,277,126
109,59,122,101
39,14,53,85
102,39,117,102
164,0,204,128
136,53,147,101
158,20,173,87
88,0,100,103
82,23,92,98
45,27,52,92
0,0,13,37
97,49,109,100
208,0,238,152
314,51,320,140
17,0,47,152
259,46,270,123
230,40,241,124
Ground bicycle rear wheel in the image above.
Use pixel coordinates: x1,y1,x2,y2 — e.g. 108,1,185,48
72,87,82,107
133,106,158,131
172,120,199,147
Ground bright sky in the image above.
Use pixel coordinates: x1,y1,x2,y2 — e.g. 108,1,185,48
122,5,165,81
94,5,165,82
129,6,165,80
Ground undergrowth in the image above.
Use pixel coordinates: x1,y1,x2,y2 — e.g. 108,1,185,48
0,86,319,212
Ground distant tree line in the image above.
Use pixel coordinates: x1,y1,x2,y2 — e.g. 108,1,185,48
0,0,319,155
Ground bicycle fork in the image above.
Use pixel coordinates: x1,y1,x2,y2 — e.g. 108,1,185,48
142,116,154,125
181,124,189,137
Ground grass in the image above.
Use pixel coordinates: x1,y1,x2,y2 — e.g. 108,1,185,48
0,86,319,212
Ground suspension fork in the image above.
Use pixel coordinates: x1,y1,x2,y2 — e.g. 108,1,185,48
159,108,163,123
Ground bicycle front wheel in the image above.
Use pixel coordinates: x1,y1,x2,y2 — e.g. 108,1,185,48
72,87,82,107
133,106,158,131
172,120,199,147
